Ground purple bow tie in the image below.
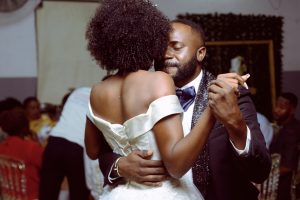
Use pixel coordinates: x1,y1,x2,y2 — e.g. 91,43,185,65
176,86,196,111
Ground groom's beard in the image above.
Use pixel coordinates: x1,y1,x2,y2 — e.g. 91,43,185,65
164,55,198,84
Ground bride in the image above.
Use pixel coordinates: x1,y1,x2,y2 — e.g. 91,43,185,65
84,0,247,199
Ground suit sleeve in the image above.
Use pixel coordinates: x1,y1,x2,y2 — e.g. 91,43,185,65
234,88,272,183
98,132,122,186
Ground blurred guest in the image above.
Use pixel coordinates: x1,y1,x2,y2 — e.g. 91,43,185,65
0,97,24,142
41,102,61,123
270,92,300,200
23,97,55,146
39,87,96,200
0,97,23,112
0,109,44,200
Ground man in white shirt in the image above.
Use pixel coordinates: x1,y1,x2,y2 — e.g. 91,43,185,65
39,87,103,200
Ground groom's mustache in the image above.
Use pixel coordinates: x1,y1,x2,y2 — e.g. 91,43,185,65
164,61,180,68
154,60,180,71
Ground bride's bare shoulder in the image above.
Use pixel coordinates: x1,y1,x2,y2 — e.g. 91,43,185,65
134,70,173,84
146,71,176,100
90,76,121,102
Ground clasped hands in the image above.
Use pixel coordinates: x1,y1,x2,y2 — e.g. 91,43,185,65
208,72,250,124
208,73,250,150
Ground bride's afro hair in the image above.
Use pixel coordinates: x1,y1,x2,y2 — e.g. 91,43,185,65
86,0,170,74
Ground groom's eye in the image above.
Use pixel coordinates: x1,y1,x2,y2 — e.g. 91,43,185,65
173,44,183,51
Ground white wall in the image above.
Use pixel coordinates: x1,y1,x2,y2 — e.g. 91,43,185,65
36,1,103,104
0,12,37,78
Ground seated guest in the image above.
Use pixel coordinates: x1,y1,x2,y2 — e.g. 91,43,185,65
23,97,56,146
0,97,24,142
41,102,61,123
0,97,23,112
270,92,300,200
0,109,44,200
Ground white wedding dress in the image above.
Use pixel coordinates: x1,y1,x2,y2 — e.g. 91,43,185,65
87,95,204,200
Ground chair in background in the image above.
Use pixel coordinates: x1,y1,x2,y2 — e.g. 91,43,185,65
291,144,300,200
0,155,27,200
257,153,281,200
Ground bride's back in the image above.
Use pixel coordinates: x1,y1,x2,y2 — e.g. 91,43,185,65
90,70,175,125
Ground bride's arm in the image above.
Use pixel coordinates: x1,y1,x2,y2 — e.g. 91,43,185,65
152,73,248,179
152,106,214,179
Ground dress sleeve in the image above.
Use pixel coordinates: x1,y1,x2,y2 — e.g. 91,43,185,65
125,95,183,140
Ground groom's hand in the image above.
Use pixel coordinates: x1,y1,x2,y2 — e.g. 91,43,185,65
208,75,247,149
118,150,168,186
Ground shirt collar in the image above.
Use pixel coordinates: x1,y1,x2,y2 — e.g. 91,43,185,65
180,70,203,93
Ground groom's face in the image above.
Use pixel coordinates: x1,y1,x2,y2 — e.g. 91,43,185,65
162,22,205,87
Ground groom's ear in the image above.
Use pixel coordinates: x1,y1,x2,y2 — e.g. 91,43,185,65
196,46,206,62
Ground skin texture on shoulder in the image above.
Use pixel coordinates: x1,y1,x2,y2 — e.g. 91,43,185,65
89,76,124,124
89,70,176,124
123,70,176,108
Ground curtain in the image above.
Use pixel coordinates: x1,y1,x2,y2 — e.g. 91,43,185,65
36,1,106,104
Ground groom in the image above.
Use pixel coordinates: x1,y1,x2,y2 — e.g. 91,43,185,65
98,19,271,200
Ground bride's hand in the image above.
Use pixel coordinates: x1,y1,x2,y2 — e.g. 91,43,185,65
216,72,250,89
212,73,250,96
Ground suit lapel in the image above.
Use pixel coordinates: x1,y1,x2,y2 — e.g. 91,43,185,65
191,69,215,198
191,69,214,127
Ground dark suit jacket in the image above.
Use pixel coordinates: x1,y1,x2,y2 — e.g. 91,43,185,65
98,70,272,200
191,70,271,200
